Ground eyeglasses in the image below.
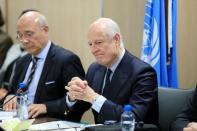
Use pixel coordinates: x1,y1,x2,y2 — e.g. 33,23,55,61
16,31,35,41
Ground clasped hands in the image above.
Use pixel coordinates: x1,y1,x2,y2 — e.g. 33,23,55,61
184,122,197,131
65,77,99,104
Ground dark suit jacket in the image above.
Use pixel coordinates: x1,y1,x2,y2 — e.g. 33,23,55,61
0,30,13,68
9,43,85,119
172,87,197,131
0,30,13,105
68,50,158,124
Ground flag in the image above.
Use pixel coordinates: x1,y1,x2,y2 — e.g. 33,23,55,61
167,0,178,87
141,0,178,88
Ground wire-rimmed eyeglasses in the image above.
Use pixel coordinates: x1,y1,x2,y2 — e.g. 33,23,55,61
16,31,35,41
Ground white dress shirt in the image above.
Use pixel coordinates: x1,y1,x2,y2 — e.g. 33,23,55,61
23,41,51,105
92,48,125,112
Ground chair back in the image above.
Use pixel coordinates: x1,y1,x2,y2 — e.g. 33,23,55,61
158,87,194,131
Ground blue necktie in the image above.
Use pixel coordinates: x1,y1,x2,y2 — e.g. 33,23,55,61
25,57,38,89
102,69,112,96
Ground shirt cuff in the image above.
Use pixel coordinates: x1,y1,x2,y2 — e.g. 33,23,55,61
66,95,76,108
92,95,106,113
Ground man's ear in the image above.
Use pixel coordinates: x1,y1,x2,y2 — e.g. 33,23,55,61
113,33,121,45
43,25,49,33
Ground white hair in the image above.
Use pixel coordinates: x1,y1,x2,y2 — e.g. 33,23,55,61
95,18,124,48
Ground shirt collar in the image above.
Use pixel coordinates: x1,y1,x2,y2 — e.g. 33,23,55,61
35,40,51,60
109,48,125,73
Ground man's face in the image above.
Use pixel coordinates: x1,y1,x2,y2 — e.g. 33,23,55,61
87,27,120,67
17,15,48,56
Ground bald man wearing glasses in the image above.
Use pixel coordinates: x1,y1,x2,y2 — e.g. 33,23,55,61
3,9,85,120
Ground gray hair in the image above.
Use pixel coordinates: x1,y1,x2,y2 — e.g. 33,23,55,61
37,14,47,27
95,18,124,48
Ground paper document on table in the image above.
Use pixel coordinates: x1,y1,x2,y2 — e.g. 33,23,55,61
29,120,83,130
0,111,16,120
0,118,34,131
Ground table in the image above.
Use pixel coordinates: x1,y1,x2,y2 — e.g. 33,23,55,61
33,117,59,124
29,117,84,130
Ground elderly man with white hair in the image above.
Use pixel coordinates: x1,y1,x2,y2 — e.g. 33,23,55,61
66,18,158,125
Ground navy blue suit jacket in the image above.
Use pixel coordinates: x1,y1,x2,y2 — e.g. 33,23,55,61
68,50,158,124
9,43,85,119
172,86,197,131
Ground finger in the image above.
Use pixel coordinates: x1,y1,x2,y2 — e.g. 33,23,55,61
67,92,76,101
71,77,79,81
70,89,82,97
183,127,192,131
29,110,37,118
67,92,72,98
7,104,12,111
28,105,37,118
12,97,17,109
68,91,84,101
67,81,76,87
68,78,79,86
7,100,15,111
76,81,86,89
67,81,74,87
3,102,7,110
32,110,40,118
187,122,195,127
83,80,88,86
66,85,75,92
71,91,85,100
3,104,8,111
66,84,77,92
3,95,15,111
187,123,192,127
28,109,33,118
69,78,85,88
65,86,70,91
69,84,84,92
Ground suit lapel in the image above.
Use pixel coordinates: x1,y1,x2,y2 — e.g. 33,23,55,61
107,51,132,100
92,67,106,94
18,55,31,83
34,44,55,103
12,55,31,93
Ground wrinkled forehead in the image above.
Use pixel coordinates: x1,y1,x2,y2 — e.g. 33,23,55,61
87,23,112,39
87,28,110,43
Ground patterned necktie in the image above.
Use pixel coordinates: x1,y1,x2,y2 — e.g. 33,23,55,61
25,57,38,89
102,68,112,96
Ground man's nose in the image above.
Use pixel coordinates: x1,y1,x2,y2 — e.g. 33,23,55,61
91,44,99,53
20,37,29,43
91,46,98,54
